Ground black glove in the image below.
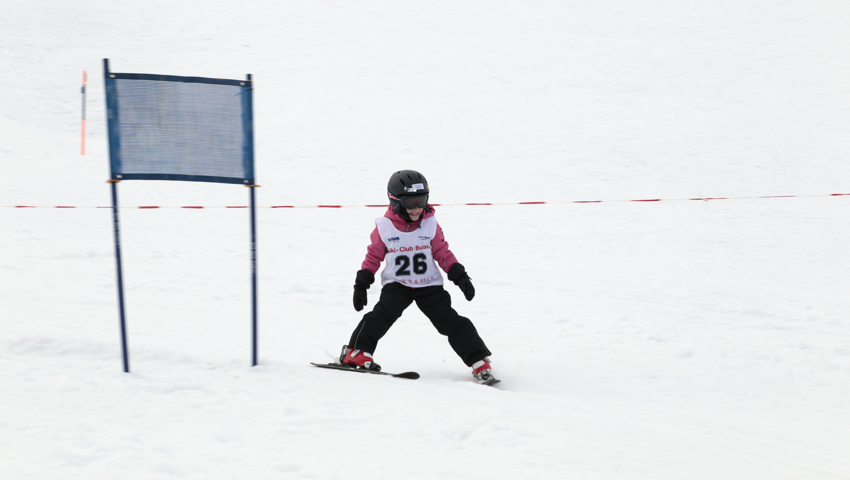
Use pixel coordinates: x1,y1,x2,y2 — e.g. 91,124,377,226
448,263,475,301
353,269,375,312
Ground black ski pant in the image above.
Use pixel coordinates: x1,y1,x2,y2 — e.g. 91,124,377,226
348,282,491,367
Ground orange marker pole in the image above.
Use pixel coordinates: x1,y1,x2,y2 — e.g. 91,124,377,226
81,71,87,155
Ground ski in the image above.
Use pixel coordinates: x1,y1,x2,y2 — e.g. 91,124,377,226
479,376,501,386
310,362,420,380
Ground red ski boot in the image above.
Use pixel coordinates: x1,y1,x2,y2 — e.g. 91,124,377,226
472,358,499,385
339,345,381,371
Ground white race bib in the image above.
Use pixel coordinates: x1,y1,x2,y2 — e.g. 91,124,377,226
376,217,444,288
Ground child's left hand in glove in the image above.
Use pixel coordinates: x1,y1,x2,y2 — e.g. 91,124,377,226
448,263,475,301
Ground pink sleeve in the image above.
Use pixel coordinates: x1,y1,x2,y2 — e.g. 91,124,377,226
432,222,459,273
360,227,386,274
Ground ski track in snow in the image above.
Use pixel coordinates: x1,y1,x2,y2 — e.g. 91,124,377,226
2,0,850,478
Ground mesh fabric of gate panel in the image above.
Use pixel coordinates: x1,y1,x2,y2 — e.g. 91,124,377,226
105,72,254,185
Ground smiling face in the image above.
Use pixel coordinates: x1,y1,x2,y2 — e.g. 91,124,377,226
406,206,424,221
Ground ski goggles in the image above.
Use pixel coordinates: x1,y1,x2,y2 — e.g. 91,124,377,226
399,194,428,209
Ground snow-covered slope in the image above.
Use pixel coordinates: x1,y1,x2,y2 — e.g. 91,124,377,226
1,1,849,478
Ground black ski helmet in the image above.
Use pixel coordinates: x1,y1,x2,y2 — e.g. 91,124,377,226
387,170,430,221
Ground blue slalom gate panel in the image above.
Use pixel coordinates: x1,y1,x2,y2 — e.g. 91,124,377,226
103,59,259,373
104,60,254,185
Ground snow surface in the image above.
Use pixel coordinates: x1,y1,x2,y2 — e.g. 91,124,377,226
2,1,850,478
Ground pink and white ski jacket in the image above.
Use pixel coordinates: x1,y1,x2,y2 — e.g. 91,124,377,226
360,205,459,275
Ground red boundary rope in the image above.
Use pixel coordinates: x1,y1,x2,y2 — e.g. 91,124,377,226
3,193,848,209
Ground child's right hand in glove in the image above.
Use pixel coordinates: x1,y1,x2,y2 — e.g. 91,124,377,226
352,269,375,311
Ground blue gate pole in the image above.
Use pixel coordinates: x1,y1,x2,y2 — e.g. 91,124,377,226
250,185,258,366
110,180,130,373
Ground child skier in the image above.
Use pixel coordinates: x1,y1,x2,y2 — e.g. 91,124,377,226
339,170,496,384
